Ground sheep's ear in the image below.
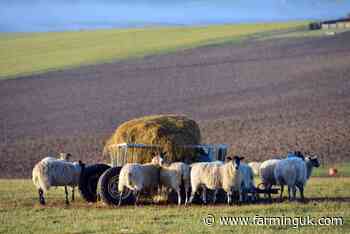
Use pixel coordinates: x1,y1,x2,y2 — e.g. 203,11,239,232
226,156,232,161
239,156,245,161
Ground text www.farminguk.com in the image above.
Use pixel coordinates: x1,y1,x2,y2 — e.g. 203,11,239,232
202,214,344,228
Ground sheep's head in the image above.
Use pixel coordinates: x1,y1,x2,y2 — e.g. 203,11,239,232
226,155,244,170
59,153,72,161
304,151,320,168
308,156,320,168
294,151,305,160
151,152,166,166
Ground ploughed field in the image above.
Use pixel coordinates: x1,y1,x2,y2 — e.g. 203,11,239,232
1,31,350,178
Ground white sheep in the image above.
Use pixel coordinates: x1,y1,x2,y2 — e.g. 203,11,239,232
259,159,281,200
190,160,224,203
188,156,244,205
274,156,320,201
32,155,83,205
151,154,190,205
118,162,160,205
239,163,256,202
248,161,261,176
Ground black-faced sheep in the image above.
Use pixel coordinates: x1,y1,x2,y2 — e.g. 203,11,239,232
274,156,320,201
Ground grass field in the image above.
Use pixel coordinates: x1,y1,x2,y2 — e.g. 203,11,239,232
0,22,307,79
1,177,349,234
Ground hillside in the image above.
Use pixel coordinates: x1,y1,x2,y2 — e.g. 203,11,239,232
0,22,305,78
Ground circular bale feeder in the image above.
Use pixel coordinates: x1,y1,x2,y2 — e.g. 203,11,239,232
98,114,203,205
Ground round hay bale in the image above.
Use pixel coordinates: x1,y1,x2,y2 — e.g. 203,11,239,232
103,115,201,164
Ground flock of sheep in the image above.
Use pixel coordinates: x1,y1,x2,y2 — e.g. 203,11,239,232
32,151,320,206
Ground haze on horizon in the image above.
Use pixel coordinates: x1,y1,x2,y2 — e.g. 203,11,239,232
0,0,349,32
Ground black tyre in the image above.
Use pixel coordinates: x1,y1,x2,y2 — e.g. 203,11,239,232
97,167,134,206
79,164,111,202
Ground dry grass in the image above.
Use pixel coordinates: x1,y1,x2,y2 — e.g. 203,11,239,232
103,115,201,164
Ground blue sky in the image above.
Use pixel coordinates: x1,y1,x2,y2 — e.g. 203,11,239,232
1,0,349,32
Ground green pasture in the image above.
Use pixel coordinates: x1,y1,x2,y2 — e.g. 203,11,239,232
0,177,349,234
0,22,307,79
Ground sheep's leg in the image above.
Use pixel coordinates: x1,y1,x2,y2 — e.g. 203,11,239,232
298,184,305,201
64,186,69,205
279,185,284,202
189,182,203,204
292,186,297,201
268,188,272,203
213,189,218,204
118,189,123,206
239,190,243,203
202,187,207,204
184,187,189,205
266,184,272,202
188,190,196,204
133,190,140,206
38,188,45,205
71,186,75,202
176,189,181,206
288,186,292,201
227,191,232,205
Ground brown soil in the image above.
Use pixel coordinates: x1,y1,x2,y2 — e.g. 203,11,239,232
1,32,350,178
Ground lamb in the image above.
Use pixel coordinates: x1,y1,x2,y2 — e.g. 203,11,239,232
248,161,261,176
151,153,190,205
188,156,244,205
239,163,257,202
32,155,84,205
259,159,281,200
274,156,320,201
118,162,160,205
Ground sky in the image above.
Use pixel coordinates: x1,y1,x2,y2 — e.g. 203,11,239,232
0,0,349,32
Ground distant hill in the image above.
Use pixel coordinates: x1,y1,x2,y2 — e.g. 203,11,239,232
0,0,349,32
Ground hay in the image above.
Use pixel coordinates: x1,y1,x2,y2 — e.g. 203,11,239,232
103,115,201,164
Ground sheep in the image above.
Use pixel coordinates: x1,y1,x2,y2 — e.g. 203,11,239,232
259,159,281,200
151,153,190,205
248,161,261,176
58,153,72,161
274,156,320,201
239,163,257,202
118,162,160,206
287,151,305,160
190,160,224,203
188,156,244,205
32,156,84,205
